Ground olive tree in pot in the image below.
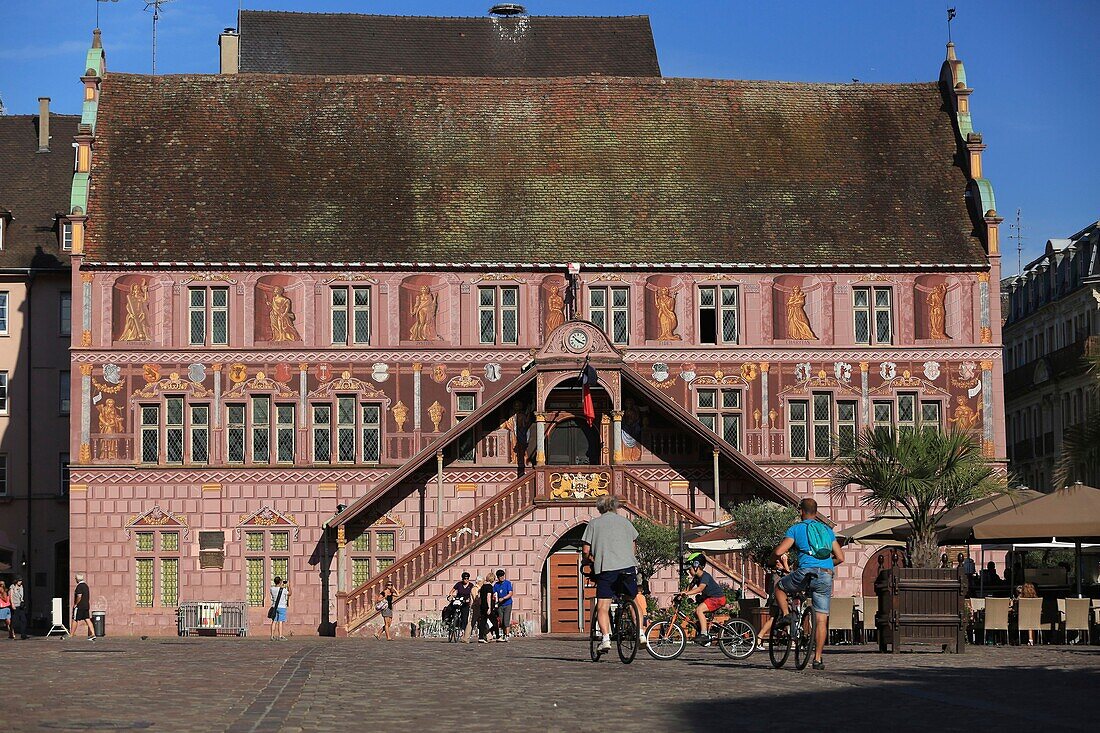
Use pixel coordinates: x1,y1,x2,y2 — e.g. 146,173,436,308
727,499,799,628
830,427,1006,569
632,518,680,598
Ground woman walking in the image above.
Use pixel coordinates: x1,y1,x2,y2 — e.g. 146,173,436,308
375,582,397,640
477,572,496,644
0,581,11,639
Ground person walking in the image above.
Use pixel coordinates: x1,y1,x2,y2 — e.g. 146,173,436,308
269,576,290,640
0,581,12,639
493,569,514,642
72,574,95,641
10,577,27,640
375,582,397,640
477,572,496,644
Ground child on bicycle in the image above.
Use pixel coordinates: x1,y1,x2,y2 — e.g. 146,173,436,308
679,552,727,647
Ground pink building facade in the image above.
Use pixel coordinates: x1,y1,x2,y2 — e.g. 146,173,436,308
66,32,1006,636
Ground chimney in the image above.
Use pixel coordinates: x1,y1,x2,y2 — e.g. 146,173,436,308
37,97,50,152
219,28,239,74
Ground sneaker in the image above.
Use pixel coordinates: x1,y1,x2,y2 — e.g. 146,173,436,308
812,660,825,670
695,634,712,647
597,639,611,653
478,638,488,644
638,635,648,647
88,636,97,642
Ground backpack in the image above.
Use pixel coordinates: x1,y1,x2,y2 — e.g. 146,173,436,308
804,520,833,560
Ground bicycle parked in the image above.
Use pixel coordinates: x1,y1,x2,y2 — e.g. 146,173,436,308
644,593,755,661
768,570,817,670
588,577,639,664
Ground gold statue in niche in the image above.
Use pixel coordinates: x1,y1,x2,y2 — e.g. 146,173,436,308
545,285,566,334
785,284,817,340
654,287,681,340
948,396,981,431
119,279,149,341
97,398,124,459
268,287,300,342
409,286,438,341
928,282,949,339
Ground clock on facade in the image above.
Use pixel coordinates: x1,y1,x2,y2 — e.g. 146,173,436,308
566,328,589,353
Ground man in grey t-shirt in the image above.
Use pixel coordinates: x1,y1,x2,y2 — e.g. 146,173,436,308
581,495,647,653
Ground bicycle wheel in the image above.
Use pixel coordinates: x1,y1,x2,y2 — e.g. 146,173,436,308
589,605,603,662
644,620,685,660
717,619,756,660
769,614,792,668
794,606,816,670
616,600,639,664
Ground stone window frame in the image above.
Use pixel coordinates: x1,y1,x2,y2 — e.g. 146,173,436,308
697,284,740,345
452,391,478,462
588,285,630,345
852,286,894,345
788,392,862,461
693,386,742,450
243,528,292,608
477,285,520,345
133,527,182,609
349,528,398,589
186,285,230,347
330,285,372,346
313,395,384,466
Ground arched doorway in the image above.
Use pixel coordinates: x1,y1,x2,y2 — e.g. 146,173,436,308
861,547,907,596
546,418,599,465
542,524,594,633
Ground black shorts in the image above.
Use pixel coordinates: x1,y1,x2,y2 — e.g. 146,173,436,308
595,568,638,600
74,608,90,621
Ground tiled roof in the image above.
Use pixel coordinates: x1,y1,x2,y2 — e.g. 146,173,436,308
237,10,661,77
84,74,986,267
0,114,79,269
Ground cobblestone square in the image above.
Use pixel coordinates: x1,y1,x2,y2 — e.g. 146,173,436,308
9,636,1097,732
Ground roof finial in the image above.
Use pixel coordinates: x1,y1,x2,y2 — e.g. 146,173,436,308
92,28,103,49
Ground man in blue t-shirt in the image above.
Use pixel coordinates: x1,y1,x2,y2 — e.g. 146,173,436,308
771,498,844,670
493,569,514,642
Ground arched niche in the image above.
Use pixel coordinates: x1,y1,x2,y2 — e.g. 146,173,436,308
644,274,682,341
914,274,958,341
113,274,156,342
400,274,447,342
254,274,302,343
771,274,821,341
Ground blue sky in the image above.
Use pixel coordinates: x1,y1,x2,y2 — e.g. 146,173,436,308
1,1,1096,267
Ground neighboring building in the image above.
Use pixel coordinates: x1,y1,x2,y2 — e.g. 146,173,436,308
0,101,78,623
1002,222,1100,489
220,7,661,77
68,20,1006,636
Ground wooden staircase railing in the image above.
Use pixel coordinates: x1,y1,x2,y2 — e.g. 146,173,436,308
618,469,768,597
341,471,538,635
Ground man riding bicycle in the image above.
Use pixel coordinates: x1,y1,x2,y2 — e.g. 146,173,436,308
771,498,844,670
581,495,648,654
679,552,727,646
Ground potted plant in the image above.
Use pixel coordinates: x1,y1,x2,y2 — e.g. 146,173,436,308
831,427,1007,652
632,518,680,598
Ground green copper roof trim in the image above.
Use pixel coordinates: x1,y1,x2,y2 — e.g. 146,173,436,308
81,98,99,132
81,46,105,132
974,178,996,215
70,172,89,214
954,60,968,88
956,111,973,137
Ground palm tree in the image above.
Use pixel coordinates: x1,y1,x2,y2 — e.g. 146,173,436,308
831,428,1007,568
1054,349,1100,488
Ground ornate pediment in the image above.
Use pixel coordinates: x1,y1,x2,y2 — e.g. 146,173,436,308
535,319,624,363
236,505,300,540
307,370,391,405
447,369,484,392
125,505,188,538
130,372,211,401
223,371,297,399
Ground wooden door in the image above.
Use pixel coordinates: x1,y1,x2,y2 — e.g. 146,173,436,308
548,552,592,633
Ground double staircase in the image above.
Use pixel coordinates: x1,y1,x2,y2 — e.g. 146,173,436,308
339,467,768,635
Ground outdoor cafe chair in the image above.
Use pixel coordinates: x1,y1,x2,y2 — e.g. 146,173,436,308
1061,598,1091,645
828,596,855,645
1016,597,1044,645
859,596,878,643
983,598,1010,645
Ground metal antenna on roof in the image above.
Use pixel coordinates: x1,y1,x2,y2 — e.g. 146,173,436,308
1009,208,1025,277
144,0,175,76
946,7,957,44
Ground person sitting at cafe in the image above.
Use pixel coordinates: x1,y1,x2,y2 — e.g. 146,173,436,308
981,561,1001,585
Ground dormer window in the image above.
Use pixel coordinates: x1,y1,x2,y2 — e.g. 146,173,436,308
61,220,73,251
